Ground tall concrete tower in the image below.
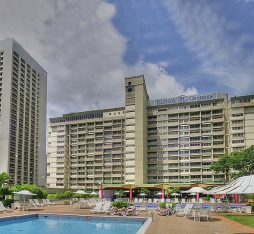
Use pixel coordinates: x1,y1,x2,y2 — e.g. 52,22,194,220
0,38,47,185
125,75,148,184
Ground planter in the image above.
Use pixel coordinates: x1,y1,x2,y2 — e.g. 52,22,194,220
245,206,252,214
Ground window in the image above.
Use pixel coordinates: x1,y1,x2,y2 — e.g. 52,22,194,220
127,87,132,93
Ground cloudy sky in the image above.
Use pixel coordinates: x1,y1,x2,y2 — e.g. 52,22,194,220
0,0,254,117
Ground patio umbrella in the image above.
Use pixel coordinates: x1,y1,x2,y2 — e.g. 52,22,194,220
171,193,180,198
91,192,98,196
183,187,208,194
13,190,36,211
156,192,163,196
74,190,88,198
139,193,147,199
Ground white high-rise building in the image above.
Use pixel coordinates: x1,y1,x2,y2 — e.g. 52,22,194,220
0,38,47,185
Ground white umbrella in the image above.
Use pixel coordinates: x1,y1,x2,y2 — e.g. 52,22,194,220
74,190,88,195
183,187,208,194
74,190,88,198
156,192,163,196
171,193,180,198
91,192,98,196
139,193,147,199
13,190,36,211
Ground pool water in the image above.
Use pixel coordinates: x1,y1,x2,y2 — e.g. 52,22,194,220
0,215,145,234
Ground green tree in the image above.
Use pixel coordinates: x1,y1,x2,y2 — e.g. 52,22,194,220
0,172,10,186
116,190,125,198
231,145,254,176
11,184,48,199
211,145,254,180
140,188,150,196
210,154,233,181
165,187,180,198
0,172,11,200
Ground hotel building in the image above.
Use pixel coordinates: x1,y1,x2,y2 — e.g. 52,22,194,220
0,38,47,185
47,75,254,190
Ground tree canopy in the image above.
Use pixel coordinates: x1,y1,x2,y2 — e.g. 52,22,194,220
211,145,254,181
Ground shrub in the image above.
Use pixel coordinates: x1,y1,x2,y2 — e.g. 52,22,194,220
12,184,48,199
159,202,166,209
3,199,14,208
47,194,58,200
112,201,129,208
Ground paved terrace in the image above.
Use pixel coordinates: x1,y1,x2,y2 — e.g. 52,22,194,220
0,205,253,234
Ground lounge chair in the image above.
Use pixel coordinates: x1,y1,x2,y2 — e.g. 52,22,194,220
34,199,44,207
90,202,103,214
42,199,50,206
13,201,22,210
0,201,12,213
134,198,138,203
153,199,158,203
46,199,55,205
147,199,152,204
175,203,194,217
100,202,112,214
29,199,38,207
191,198,196,203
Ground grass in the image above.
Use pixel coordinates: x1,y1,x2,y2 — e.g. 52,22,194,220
223,215,254,229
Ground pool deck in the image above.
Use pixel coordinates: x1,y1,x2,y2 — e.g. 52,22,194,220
0,205,254,234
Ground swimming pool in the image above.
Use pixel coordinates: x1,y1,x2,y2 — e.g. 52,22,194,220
0,214,151,234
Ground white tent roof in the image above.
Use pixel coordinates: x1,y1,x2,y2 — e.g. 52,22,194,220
209,175,254,194
182,187,208,194
13,190,36,195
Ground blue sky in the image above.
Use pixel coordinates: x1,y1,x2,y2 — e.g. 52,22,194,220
109,0,254,94
0,0,254,116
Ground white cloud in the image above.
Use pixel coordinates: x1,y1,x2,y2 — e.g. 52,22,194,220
0,0,196,117
164,0,254,94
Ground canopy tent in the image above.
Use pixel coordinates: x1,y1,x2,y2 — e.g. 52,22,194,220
208,175,254,194
13,190,36,211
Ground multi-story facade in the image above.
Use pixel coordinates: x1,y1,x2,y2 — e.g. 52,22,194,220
47,75,254,190
0,38,47,185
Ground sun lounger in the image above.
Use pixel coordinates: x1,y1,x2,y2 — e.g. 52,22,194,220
34,199,44,207
90,202,103,214
175,203,194,217
46,199,55,205
13,201,22,210
0,201,12,213
29,199,38,207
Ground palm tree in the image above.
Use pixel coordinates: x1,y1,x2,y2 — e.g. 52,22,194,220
165,187,180,198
